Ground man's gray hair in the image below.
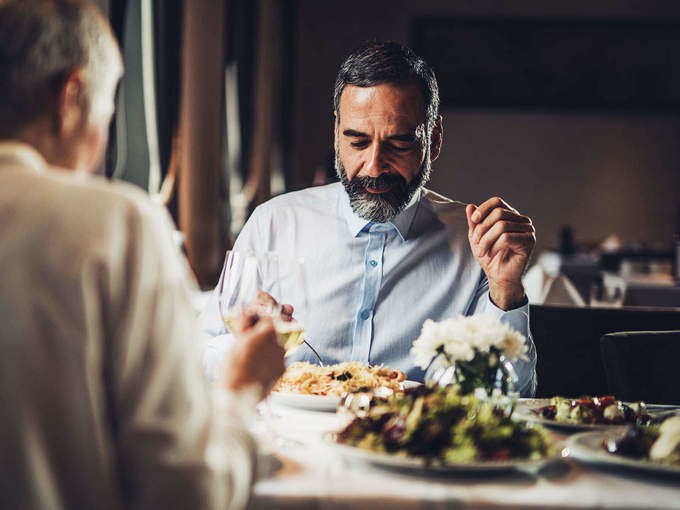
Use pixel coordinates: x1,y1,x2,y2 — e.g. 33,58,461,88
333,41,440,134
0,0,122,137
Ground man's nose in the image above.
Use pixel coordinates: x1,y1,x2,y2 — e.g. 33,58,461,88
364,142,385,178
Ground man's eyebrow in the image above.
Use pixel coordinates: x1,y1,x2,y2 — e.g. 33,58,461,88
388,133,416,142
342,129,369,138
342,130,417,142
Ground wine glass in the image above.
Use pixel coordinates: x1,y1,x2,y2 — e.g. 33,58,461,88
218,250,323,363
217,250,310,448
217,251,302,352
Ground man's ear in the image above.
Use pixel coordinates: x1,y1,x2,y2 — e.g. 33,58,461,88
333,110,339,147
55,69,87,138
429,115,443,163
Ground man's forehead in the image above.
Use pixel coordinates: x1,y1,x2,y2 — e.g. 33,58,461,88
337,83,425,126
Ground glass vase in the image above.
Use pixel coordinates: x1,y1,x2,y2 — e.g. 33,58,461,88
424,347,519,415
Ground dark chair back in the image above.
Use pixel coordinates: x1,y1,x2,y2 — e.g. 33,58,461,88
530,305,680,398
600,331,680,404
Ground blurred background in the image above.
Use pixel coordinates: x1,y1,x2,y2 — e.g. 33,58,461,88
92,0,680,303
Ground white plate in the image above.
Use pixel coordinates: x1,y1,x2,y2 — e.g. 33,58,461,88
269,392,341,412
270,380,422,413
514,399,635,432
324,432,563,473
567,431,680,476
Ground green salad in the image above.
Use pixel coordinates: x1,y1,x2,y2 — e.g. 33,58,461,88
336,385,552,464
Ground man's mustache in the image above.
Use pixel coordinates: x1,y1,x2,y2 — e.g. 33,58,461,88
350,173,408,193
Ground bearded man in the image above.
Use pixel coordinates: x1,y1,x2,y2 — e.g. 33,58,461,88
203,41,537,395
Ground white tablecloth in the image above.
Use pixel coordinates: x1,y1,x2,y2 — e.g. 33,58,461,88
249,402,680,510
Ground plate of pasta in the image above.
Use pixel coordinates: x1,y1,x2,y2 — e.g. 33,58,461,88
270,362,414,411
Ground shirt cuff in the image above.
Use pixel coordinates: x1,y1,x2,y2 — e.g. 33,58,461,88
485,293,529,322
483,294,536,397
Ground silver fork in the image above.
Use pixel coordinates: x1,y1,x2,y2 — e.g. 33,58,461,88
303,340,324,366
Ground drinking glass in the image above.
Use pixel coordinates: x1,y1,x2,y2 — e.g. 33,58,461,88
218,250,311,448
217,250,308,356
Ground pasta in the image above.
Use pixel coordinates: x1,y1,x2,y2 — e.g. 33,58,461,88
273,362,406,396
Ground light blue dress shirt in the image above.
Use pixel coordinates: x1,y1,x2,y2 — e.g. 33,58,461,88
202,182,536,396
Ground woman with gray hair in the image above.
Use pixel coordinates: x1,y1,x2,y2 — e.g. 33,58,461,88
0,1,283,508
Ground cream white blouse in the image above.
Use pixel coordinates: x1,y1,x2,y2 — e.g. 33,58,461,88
0,142,256,510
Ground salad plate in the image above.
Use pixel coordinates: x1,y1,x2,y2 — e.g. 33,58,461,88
324,432,563,473
514,401,619,432
567,431,680,476
330,386,563,474
514,398,653,432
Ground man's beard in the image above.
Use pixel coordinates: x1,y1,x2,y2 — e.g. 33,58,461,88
336,151,432,223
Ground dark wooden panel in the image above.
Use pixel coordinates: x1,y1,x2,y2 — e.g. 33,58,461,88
413,17,680,111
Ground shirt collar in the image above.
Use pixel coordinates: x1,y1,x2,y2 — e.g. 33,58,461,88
0,141,47,173
340,185,422,241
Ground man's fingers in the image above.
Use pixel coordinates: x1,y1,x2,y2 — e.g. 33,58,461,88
465,203,476,230
474,220,534,255
470,209,531,244
470,196,517,224
488,232,536,259
254,290,277,306
475,222,535,257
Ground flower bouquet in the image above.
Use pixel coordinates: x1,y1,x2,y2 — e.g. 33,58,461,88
410,314,528,408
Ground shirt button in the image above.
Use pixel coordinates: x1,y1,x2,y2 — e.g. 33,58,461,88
360,309,370,320
369,260,378,267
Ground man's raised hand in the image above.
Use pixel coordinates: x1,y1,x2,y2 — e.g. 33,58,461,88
466,197,535,310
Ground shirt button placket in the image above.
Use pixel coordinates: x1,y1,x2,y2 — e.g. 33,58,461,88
352,225,387,362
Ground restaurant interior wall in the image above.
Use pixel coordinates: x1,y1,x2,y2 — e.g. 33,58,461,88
291,0,680,253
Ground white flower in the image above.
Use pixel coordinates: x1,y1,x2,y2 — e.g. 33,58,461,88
410,314,528,369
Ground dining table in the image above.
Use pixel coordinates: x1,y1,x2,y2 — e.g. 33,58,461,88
248,399,680,510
